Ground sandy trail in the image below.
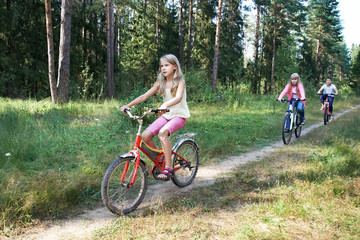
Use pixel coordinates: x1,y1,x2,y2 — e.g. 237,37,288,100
14,104,360,240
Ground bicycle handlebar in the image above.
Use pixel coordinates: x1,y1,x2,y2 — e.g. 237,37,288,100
124,108,170,120
317,92,338,96
277,98,305,103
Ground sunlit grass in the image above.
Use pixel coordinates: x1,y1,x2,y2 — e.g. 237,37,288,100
93,107,360,240
0,95,359,234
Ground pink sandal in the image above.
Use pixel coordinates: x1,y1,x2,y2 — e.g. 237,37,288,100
157,167,173,180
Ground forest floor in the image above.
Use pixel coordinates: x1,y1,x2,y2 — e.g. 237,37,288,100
10,104,360,240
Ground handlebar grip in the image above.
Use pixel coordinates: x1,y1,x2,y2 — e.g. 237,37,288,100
151,109,170,113
124,108,130,113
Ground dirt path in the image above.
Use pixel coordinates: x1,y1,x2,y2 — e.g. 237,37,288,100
14,105,360,240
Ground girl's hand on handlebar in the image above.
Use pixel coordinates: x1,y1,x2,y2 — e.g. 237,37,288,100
300,98,305,101
277,97,282,102
158,105,168,116
120,105,130,114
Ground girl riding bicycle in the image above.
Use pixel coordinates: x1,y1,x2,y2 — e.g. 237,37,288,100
277,73,306,130
120,54,190,180
317,77,338,120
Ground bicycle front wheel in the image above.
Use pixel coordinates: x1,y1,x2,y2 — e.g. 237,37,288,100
324,105,328,125
282,114,292,145
101,157,148,215
171,140,199,187
295,114,302,138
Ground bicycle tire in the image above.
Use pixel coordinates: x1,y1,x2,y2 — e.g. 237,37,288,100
324,105,328,125
171,140,199,187
101,157,148,215
282,114,292,145
295,113,302,138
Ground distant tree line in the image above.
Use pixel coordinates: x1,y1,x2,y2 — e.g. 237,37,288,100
0,0,358,102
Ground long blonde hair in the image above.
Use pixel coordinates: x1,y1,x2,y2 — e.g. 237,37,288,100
157,54,184,97
288,73,301,87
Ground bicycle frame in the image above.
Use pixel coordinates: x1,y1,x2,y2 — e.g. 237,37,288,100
122,110,192,187
285,100,300,130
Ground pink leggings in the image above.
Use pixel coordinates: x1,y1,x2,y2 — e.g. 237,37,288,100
146,116,186,136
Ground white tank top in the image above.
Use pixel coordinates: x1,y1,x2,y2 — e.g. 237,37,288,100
162,88,190,119
292,86,299,99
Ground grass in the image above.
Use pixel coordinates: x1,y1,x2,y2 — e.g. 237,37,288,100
0,94,359,235
93,105,360,240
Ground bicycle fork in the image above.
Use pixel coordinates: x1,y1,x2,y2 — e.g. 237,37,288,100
286,111,294,130
121,135,142,188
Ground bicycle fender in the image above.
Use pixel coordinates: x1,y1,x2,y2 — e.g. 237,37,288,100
119,153,148,174
119,152,135,159
172,138,199,152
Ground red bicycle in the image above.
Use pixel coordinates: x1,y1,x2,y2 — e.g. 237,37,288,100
318,93,333,125
323,97,330,125
101,108,199,215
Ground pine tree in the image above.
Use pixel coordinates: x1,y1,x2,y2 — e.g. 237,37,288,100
350,45,360,93
218,0,244,87
307,0,343,83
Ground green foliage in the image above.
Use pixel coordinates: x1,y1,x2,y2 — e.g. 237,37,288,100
185,70,216,103
0,0,353,100
306,0,347,83
350,45,360,94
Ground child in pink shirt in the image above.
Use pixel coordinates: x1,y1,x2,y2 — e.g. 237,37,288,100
277,73,306,129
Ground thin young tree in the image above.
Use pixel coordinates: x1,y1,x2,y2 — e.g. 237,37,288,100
57,0,72,103
186,0,193,70
45,0,57,103
179,0,184,65
156,0,160,45
212,0,223,92
106,0,115,98
253,0,262,94
270,1,277,94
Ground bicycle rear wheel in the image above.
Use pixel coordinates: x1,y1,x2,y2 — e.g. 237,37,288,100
101,157,148,215
295,114,302,138
282,114,292,145
171,140,199,187
324,105,328,125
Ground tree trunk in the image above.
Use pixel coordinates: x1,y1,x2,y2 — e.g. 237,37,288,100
114,14,118,58
259,11,266,94
178,0,184,65
186,0,193,70
212,0,223,92
156,0,159,45
270,3,277,94
315,20,322,84
57,0,72,103
106,0,115,98
6,0,11,10
45,0,57,103
253,2,261,94
82,0,87,65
